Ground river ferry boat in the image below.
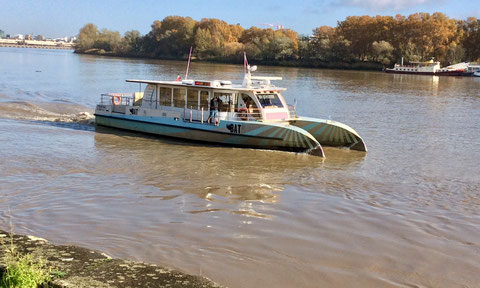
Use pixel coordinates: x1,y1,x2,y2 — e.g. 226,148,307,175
385,59,466,76
94,65,367,157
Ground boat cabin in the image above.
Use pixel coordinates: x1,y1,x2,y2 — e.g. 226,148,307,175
391,60,440,73
100,76,295,123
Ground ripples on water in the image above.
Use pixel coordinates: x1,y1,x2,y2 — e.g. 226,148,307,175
1,48,480,288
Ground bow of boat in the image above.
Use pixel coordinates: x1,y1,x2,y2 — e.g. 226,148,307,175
289,117,367,152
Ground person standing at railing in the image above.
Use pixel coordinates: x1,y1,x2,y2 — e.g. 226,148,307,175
207,95,222,126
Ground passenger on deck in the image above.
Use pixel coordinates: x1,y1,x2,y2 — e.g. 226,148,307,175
207,95,222,126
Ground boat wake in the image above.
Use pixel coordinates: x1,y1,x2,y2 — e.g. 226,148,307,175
0,100,95,125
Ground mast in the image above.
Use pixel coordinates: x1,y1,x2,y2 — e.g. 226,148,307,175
185,46,193,80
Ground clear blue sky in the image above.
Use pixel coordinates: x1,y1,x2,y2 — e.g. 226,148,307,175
1,0,479,38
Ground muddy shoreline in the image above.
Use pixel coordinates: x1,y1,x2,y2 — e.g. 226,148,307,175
0,230,223,288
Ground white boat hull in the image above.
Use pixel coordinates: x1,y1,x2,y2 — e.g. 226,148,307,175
95,111,325,156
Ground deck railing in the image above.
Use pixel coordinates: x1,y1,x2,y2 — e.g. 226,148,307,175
183,107,263,123
100,94,268,123
288,104,297,119
231,107,262,121
100,93,135,106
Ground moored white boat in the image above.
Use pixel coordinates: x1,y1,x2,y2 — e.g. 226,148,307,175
466,63,480,77
94,65,367,157
385,59,466,76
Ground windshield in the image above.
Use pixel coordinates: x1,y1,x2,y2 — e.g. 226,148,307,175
257,93,284,108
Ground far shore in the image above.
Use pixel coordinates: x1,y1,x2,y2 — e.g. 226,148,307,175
0,43,73,50
74,49,385,71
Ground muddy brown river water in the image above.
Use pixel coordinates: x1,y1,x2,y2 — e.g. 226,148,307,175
1,48,479,287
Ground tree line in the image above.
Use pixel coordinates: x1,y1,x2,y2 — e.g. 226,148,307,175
75,13,480,69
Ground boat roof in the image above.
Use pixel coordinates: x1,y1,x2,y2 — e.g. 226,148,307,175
126,78,287,92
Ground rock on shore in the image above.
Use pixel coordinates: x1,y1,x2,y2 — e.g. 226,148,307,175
0,230,223,288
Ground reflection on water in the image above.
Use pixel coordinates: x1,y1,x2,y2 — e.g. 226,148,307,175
93,126,365,214
1,48,480,288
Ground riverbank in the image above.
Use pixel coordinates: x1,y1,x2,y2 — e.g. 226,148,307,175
0,43,73,50
0,230,223,288
75,49,385,71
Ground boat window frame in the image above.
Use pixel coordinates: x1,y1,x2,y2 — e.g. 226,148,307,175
255,92,285,108
213,91,235,113
240,92,262,120
172,87,187,108
186,88,199,110
199,90,210,111
158,86,172,107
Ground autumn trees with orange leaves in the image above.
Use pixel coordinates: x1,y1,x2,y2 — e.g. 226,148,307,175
76,13,480,69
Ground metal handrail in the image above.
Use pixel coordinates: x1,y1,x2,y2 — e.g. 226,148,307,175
232,107,262,121
288,104,297,119
100,93,268,123
182,107,264,123
100,93,135,106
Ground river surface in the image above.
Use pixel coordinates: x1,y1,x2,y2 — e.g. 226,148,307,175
1,48,479,288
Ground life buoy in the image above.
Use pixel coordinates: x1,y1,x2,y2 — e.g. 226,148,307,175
112,95,122,105
237,108,248,120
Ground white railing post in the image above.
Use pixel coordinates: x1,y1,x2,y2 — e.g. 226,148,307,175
201,107,204,124
190,106,192,122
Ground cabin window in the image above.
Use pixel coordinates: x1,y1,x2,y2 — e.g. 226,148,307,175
173,88,186,108
240,93,260,119
214,92,234,112
257,93,283,108
187,89,199,110
159,87,171,106
200,91,209,111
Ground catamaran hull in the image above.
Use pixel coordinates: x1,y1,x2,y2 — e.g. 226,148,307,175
95,114,325,156
289,117,367,152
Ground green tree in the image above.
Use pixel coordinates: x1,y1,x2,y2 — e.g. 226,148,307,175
337,16,377,60
121,30,142,54
461,17,480,61
372,41,394,64
297,34,311,60
94,29,122,52
76,23,98,52
223,42,245,61
146,16,197,57
310,26,336,61
193,18,239,58
263,33,294,60
239,27,275,60
309,26,353,62
194,28,217,58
